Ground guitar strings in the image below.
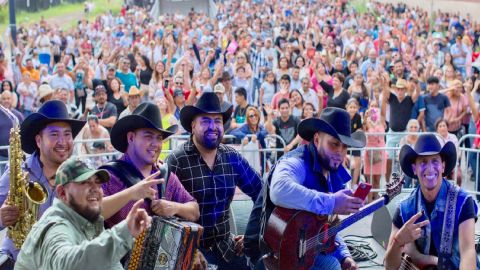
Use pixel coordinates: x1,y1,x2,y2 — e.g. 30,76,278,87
304,179,403,251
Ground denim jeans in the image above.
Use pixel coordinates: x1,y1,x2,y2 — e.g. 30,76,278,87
199,247,249,270
311,254,341,270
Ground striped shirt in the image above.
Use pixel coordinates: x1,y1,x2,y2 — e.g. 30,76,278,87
250,47,270,80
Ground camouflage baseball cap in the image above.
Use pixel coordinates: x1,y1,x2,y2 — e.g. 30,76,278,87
55,158,110,186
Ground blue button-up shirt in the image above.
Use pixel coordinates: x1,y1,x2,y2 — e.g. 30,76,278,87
0,152,56,260
269,143,352,262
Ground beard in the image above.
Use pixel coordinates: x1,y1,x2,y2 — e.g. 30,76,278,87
195,129,222,150
68,194,101,223
318,145,342,172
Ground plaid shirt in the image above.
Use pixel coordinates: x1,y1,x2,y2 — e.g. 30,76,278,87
166,139,262,254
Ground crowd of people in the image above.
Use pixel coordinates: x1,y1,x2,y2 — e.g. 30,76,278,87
0,0,479,186
0,0,478,269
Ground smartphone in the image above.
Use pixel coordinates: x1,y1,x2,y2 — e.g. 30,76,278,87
353,183,372,201
164,79,169,89
120,84,125,92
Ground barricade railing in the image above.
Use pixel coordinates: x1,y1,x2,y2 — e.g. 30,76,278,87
1,133,480,198
457,134,480,195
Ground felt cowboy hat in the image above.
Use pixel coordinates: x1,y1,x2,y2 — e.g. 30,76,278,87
20,100,86,154
110,102,178,152
180,92,233,133
298,107,366,148
399,133,456,179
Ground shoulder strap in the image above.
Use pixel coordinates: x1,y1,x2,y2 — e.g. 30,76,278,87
100,160,143,188
438,184,460,270
157,162,169,199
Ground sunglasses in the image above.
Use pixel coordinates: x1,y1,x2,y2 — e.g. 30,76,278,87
175,81,184,85
248,114,257,118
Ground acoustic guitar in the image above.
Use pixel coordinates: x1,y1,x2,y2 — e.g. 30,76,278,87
263,173,404,270
400,253,438,270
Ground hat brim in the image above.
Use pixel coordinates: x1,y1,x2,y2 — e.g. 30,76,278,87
298,118,366,148
110,115,178,152
180,105,233,133
20,114,86,154
72,169,110,184
399,141,456,179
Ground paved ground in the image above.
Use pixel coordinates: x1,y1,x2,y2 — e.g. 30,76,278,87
375,0,480,17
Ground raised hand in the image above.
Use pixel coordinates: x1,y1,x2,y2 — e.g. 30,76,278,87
332,189,364,215
394,211,429,246
129,171,164,201
126,199,152,238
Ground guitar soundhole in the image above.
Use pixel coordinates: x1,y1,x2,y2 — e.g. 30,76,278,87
298,228,306,263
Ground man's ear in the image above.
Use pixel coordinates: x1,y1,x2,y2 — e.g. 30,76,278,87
126,131,135,144
35,134,42,149
56,185,67,201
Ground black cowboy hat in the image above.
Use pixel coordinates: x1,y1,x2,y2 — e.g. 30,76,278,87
399,134,456,179
298,107,366,148
20,100,86,154
180,92,233,133
110,102,178,152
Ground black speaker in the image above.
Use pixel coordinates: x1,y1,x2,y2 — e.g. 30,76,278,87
371,191,411,249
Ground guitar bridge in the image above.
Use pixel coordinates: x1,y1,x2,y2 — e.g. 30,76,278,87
298,228,306,262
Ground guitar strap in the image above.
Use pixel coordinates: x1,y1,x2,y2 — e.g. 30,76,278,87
100,160,169,199
438,184,459,270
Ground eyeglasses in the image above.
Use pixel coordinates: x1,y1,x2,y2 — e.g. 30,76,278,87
123,62,130,64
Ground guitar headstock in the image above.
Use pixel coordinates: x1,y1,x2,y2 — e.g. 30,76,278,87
384,172,404,204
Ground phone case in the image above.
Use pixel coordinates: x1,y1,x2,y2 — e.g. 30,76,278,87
353,183,372,200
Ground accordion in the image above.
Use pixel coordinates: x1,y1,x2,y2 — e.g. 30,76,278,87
127,216,203,270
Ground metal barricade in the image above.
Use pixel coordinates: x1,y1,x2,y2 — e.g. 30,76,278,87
456,134,480,196
0,132,478,199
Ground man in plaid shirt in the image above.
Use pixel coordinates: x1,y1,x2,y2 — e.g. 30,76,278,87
166,92,262,270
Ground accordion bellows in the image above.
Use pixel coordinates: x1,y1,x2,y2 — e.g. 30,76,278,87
127,216,203,270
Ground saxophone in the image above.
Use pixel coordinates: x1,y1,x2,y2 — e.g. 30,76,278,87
6,126,48,249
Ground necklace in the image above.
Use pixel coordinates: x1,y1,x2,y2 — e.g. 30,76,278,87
97,104,106,118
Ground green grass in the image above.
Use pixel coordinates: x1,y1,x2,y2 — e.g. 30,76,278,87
349,0,368,14
0,0,122,33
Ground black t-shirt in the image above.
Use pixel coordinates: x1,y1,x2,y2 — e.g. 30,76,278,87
273,115,300,146
392,195,476,256
331,67,349,77
351,113,363,132
388,94,414,131
92,102,118,132
139,68,153,85
108,95,126,116
320,81,350,109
